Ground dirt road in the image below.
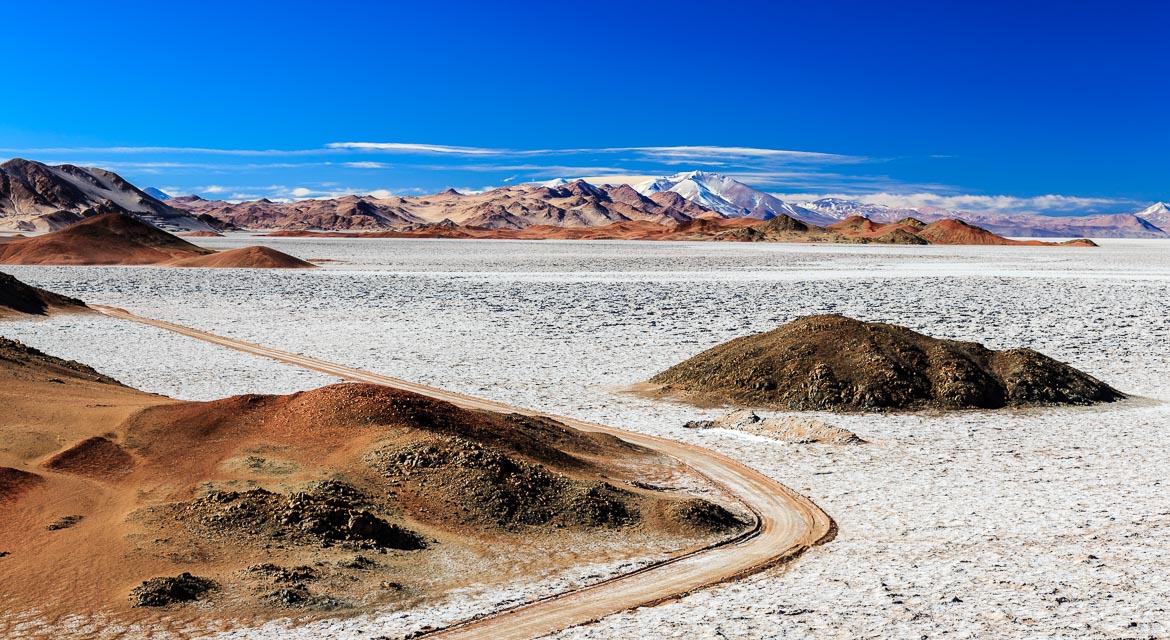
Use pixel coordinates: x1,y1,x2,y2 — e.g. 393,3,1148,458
93,305,833,639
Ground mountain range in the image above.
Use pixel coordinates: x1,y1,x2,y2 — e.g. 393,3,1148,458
0,159,214,232
631,171,1166,238
1,159,1165,238
797,196,1167,239
633,171,840,226
166,179,715,231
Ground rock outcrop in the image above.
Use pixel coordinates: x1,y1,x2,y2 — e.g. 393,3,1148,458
651,315,1124,412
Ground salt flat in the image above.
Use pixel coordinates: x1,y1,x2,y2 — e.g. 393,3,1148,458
3,238,1168,639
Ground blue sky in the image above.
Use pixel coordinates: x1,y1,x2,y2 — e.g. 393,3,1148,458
0,0,1165,214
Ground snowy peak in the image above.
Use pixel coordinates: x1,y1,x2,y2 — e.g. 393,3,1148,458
633,171,839,226
1136,201,1170,227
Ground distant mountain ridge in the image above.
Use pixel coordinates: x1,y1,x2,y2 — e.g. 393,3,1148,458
168,179,714,231
798,198,1167,238
3,160,1163,238
0,159,213,232
631,172,1166,238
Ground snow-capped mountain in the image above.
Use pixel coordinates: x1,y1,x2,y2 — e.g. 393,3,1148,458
633,171,839,226
800,197,1169,238
801,198,922,222
1136,202,1170,228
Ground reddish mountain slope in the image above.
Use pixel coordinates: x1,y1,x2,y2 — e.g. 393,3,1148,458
0,214,213,265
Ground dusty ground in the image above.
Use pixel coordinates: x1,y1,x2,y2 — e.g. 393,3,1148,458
0,332,742,639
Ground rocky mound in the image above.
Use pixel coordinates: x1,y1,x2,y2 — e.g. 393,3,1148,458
165,245,315,269
43,436,135,478
650,315,1124,412
0,270,86,316
3,356,749,624
130,573,217,607
163,481,426,550
661,498,746,534
0,467,45,502
0,213,213,265
368,435,638,530
122,383,735,533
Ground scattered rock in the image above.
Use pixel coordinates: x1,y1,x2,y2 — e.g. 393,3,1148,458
168,481,426,550
130,572,216,607
262,585,349,610
337,555,379,570
686,410,864,444
46,515,83,531
244,563,317,584
265,585,312,607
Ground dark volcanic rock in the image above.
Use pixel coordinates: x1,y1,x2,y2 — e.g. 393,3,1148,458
650,314,1125,412
130,572,217,607
46,515,83,530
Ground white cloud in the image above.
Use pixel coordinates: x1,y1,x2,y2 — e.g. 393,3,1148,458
327,142,500,155
576,175,662,186
770,191,1136,214
343,161,392,169
0,146,328,157
616,146,866,164
324,142,867,164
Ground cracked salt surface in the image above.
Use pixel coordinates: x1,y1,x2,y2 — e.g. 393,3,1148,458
3,238,1169,639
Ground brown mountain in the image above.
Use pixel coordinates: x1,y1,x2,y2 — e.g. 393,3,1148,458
166,245,316,269
0,271,86,316
0,159,215,232
0,213,214,265
0,214,313,268
169,180,715,231
648,314,1124,412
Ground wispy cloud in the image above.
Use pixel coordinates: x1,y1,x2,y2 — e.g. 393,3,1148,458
0,146,329,157
770,191,1137,214
324,142,866,164
327,142,500,155
614,146,866,164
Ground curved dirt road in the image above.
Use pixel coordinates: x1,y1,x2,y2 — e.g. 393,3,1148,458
93,305,833,639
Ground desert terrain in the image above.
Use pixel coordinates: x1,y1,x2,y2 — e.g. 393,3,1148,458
2,235,1166,638
0,328,751,638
